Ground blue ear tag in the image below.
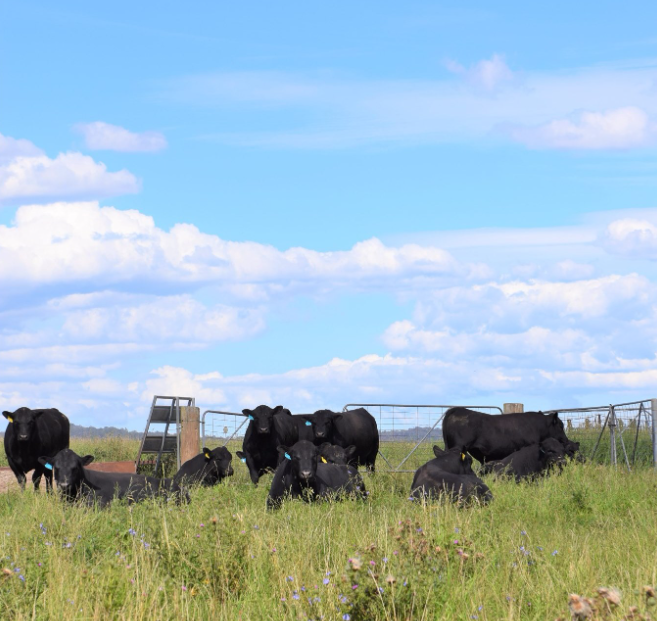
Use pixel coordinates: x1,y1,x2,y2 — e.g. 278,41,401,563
44,463,53,470
305,420,312,426
284,452,291,461
248,415,254,421
241,458,246,463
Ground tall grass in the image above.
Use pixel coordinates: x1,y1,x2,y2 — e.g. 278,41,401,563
1,461,657,620
0,437,140,468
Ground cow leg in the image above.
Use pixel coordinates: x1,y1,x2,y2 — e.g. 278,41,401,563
245,454,260,485
8,459,26,491
32,468,43,491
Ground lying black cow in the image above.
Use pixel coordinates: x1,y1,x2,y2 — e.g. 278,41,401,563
39,449,186,508
304,408,379,472
410,445,492,504
480,438,567,482
443,407,570,463
3,407,70,491
266,441,365,509
173,446,234,487
317,443,357,465
236,405,297,484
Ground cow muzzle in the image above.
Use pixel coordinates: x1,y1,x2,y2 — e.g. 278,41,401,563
17,434,29,441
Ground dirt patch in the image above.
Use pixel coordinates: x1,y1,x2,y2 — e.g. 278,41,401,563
0,469,20,493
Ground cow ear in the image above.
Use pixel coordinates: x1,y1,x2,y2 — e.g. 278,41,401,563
82,455,94,466
550,413,560,425
432,445,444,457
38,456,51,469
203,447,212,460
302,416,313,427
333,413,343,422
2,411,14,423
236,450,247,463
274,405,291,415
344,445,357,459
277,445,292,460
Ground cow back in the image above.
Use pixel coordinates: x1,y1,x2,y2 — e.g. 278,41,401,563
331,408,379,467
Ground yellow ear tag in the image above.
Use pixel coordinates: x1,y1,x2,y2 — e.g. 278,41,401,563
7,417,13,423
460,453,465,461
321,457,327,464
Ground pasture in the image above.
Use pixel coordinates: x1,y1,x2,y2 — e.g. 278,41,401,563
1,441,656,620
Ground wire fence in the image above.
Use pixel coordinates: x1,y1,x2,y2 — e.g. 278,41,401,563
200,399,657,473
545,399,656,469
343,404,503,473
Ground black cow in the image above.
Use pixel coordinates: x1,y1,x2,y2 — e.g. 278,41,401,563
38,449,185,507
410,446,491,504
266,441,365,509
317,443,357,465
442,407,570,463
172,446,234,487
235,405,298,484
564,439,584,462
410,445,492,504
480,437,567,482
304,408,379,472
3,407,70,491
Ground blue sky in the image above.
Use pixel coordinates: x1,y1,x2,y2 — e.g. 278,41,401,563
2,2,657,428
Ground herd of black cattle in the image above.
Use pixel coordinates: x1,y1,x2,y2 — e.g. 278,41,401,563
2,404,581,509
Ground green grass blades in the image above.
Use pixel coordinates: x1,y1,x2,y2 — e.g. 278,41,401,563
1,462,657,620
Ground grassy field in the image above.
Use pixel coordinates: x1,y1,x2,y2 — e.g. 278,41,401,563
1,454,657,620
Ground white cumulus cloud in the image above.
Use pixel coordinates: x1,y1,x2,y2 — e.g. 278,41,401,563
0,140,140,206
0,201,469,298
75,121,167,152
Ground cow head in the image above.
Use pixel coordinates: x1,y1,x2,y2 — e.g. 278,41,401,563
544,412,569,445
38,449,94,500
308,409,336,440
431,445,474,475
3,407,45,443
277,441,318,487
563,440,583,461
317,442,356,465
243,405,289,435
539,438,567,470
201,446,234,484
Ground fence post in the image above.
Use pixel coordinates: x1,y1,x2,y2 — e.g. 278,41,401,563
503,403,524,414
180,406,201,466
650,399,657,468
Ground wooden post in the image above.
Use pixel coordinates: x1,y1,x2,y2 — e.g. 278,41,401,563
180,406,200,466
503,403,524,414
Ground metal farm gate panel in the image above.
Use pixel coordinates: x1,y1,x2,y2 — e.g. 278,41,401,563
201,410,249,452
343,403,503,473
546,399,657,470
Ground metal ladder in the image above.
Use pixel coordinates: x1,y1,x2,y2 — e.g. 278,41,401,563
135,395,195,476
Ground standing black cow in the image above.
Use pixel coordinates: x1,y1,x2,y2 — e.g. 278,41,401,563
480,438,567,482
304,408,379,472
235,405,298,484
3,407,70,491
266,441,365,509
38,449,186,507
173,446,234,487
410,445,493,504
442,407,570,463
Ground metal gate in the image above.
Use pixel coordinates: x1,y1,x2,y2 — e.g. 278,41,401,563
546,399,657,470
343,403,503,473
201,410,249,452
